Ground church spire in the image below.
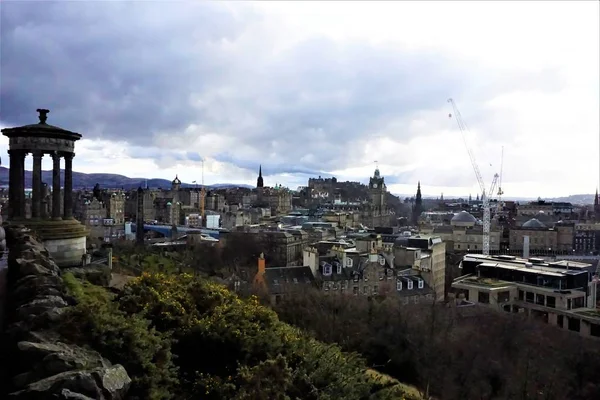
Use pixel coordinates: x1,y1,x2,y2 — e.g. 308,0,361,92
595,188,599,206
256,165,264,188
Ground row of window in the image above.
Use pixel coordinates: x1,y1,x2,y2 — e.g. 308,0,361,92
323,278,424,292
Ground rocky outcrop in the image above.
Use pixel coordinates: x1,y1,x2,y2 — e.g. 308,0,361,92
1,226,131,399
63,264,111,287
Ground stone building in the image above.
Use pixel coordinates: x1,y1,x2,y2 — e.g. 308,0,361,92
304,246,435,304
103,191,126,224
509,218,558,252
1,109,87,267
394,235,447,302
429,210,502,252
574,222,600,254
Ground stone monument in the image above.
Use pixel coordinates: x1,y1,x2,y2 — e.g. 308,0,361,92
1,109,88,267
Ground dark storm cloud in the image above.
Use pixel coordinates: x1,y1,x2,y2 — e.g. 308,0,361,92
0,1,249,136
1,1,480,175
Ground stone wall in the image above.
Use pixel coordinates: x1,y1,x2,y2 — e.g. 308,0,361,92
0,225,131,399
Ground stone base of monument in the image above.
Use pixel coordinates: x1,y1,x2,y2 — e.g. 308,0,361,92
12,219,88,268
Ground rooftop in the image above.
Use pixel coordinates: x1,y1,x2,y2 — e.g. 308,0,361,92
464,254,592,275
456,276,514,288
572,309,600,320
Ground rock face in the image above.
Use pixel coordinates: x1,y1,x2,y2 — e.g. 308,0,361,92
1,226,131,399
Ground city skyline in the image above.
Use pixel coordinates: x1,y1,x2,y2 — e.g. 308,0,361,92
1,1,598,198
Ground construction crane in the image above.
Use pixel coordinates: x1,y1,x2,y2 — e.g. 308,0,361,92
496,146,505,215
448,98,498,255
200,159,206,227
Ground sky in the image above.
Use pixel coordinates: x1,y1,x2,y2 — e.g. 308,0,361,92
1,0,598,198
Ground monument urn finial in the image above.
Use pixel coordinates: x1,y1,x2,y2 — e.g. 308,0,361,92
36,108,50,124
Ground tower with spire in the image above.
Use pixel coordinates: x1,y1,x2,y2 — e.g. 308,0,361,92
594,188,600,218
412,182,423,225
256,165,264,188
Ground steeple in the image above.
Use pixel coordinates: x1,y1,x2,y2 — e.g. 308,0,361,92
595,189,599,206
412,181,423,225
256,165,264,188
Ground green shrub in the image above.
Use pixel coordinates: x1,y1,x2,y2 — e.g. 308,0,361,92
59,273,178,400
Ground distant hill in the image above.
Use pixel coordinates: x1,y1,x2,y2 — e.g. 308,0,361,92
544,194,596,205
0,166,254,190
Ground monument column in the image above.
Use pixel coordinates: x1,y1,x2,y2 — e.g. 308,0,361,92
17,150,27,219
52,152,62,220
8,150,18,219
31,151,43,218
63,152,74,219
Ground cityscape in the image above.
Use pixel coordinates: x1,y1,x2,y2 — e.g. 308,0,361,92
0,1,599,400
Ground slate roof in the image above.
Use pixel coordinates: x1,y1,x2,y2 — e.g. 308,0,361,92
263,266,316,294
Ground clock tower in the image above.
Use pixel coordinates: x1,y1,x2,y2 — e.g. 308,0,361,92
369,167,386,210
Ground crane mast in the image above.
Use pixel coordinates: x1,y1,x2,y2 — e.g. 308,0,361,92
448,98,495,255
497,146,504,215
200,159,206,227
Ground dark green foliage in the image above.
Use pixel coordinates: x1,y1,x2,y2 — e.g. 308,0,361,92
59,273,178,400
60,272,408,400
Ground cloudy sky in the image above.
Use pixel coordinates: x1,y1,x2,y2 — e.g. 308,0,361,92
1,1,598,198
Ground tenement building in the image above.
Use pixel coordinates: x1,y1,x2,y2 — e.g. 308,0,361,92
1,109,87,267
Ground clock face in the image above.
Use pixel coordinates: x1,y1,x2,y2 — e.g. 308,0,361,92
373,184,378,188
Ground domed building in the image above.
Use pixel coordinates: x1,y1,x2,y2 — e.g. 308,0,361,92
423,209,501,252
522,218,546,229
509,217,558,253
450,211,478,228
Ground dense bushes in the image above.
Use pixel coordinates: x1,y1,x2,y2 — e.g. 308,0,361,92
59,272,414,399
273,289,600,400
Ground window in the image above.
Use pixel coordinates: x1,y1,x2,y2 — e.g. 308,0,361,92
536,294,545,306
590,323,600,338
557,315,564,328
323,265,332,276
407,280,413,290
497,291,510,303
373,285,379,295
546,296,556,308
518,290,524,301
363,286,369,295
478,291,490,304
336,264,342,274
567,317,581,332
293,278,298,284
396,280,403,291
346,258,353,267
525,292,534,303
418,279,424,289
353,286,359,295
